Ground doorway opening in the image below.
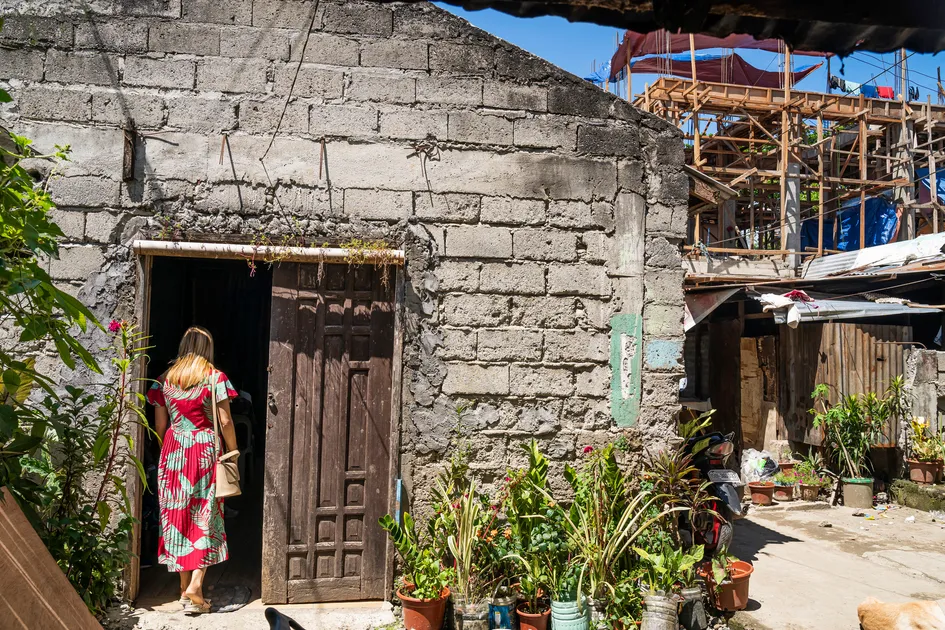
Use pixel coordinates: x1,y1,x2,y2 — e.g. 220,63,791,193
137,256,272,609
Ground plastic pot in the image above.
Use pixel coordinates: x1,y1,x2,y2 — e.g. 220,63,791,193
907,459,943,485
489,594,517,630
773,484,795,502
799,484,821,502
641,594,677,630
679,586,708,630
715,561,754,612
550,599,590,630
399,587,451,630
516,603,550,630
842,477,874,509
748,481,775,505
453,595,490,630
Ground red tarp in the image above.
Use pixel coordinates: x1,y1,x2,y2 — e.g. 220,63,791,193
609,30,826,81
627,53,823,89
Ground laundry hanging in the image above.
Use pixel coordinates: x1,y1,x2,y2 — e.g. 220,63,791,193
626,52,822,89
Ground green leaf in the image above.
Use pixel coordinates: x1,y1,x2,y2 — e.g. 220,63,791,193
0,88,10,103
92,431,110,464
96,501,111,530
0,406,17,439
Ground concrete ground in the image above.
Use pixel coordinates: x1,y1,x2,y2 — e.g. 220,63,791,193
730,501,945,630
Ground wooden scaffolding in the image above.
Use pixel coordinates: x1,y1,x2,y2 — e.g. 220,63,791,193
636,76,945,266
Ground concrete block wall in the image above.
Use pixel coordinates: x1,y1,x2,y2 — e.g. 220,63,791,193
905,349,945,445
0,0,687,506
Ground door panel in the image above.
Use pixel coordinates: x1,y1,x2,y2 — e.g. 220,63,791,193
262,263,394,604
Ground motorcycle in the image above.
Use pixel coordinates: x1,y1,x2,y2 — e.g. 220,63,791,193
679,431,743,554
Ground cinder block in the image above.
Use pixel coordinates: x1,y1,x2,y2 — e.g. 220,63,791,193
273,63,343,98
513,229,578,262
310,104,378,137
644,339,683,371
442,294,510,327
45,50,118,86
548,200,613,230
484,81,547,112
182,0,253,25
581,232,610,263
510,365,574,397
545,330,609,362
414,192,480,223
438,328,477,360
548,83,610,118
239,98,308,134
252,0,315,28
84,211,122,243
321,3,393,37
437,261,480,292
344,188,411,221
442,363,509,396
618,159,645,196
379,109,445,140
75,21,149,53
0,16,72,47
149,22,221,56
645,236,682,269
643,271,684,306
124,56,196,89
19,85,91,122
197,57,270,93
643,304,683,337
47,245,105,281
496,47,551,81
513,118,576,150
575,365,610,398
47,175,120,208
91,88,165,128
361,39,428,70
430,43,494,73
289,32,359,66
166,96,237,133
206,135,315,185
480,262,545,295
0,48,45,81
219,26,290,60
480,197,545,226
547,264,611,297
479,329,543,362
646,202,688,238
348,73,416,104
48,208,85,241
641,373,683,408
417,77,482,106
136,133,209,182
393,5,466,39
445,226,512,259
577,124,640,157
19,122,124,177
448,112,513,145
511,296,576,329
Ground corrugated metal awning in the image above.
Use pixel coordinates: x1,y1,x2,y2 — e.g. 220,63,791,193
753,294,942,324
803,233,945,280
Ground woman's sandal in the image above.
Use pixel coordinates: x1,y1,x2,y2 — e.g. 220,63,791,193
183,600,211,615
178,596,190,606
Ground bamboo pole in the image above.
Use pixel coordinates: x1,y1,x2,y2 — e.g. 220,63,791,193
859,98,867,249
817,113,825,257
689,34,698,83
131,240,406,264
626,32,632,101
780,48,792,250
932,149,938,233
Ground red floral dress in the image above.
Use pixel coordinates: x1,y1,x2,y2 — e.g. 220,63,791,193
148,371,237,572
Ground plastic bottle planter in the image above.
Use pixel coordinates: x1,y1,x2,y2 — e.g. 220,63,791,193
640,594,678,630
747,481,775,505
678,586,708,630
489,595,518,630
399,587,450,630
453,596,490,630
550,599,590,630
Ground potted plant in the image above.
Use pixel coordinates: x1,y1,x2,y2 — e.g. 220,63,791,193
811,385,887,509
379,513,453,630
747,480,775,505
795,454,829,501
906,418,944,485
549,565,590,630
702,548,753,612
772,470,797,502
634,543,705,630
777,451,798,474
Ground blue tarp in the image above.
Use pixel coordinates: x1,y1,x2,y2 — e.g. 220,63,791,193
916,166,945,204
800,195,899,252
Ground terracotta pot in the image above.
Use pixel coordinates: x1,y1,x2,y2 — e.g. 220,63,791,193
715,561,754,612
517,602,551,630
398,587,450,630
748,481,775,506
799,484,820,502
907,459,943,485
773,484,795,502
778,461,796,474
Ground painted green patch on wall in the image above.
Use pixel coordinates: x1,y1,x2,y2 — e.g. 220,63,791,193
610,313,643,427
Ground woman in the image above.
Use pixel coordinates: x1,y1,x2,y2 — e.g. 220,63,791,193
148,326,238,614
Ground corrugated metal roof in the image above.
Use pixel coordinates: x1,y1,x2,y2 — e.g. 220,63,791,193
803,233,945,280
752,294,942,324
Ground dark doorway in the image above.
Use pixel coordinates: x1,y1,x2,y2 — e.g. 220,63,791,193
138,257,272,609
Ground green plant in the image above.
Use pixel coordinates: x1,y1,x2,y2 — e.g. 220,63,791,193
439,479,498,605
811,384,888,479
634,542,705,594
795,454,829,487
908,418,944,463
709,547,741,590
379,512,453,601
604,568,645,628
773,470,798,485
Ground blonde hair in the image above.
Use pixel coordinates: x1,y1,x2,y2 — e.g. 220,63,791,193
166,326,215,389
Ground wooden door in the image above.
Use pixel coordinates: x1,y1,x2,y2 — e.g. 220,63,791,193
262,263,395,604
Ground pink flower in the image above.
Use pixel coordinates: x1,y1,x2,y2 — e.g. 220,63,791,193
582,446,594,454
504,476,511,482
108,319,123,333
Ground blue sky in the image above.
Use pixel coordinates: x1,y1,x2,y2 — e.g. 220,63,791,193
436,3,945,102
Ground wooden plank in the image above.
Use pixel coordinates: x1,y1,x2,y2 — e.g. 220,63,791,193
261,263,297,604
0,489,102,630
384,269,405,601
